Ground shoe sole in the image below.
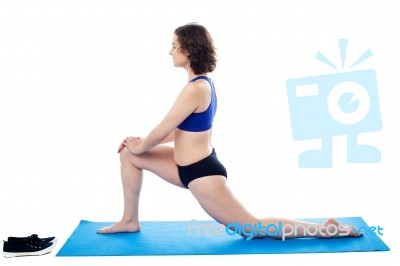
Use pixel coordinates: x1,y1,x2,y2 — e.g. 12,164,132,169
3,242,55,258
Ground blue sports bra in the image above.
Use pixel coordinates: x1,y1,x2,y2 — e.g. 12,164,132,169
177,76,217,132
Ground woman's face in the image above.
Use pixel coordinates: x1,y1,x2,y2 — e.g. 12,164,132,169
169,35,188,68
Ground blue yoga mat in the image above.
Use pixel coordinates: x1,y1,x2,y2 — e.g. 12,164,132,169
56,217,389,256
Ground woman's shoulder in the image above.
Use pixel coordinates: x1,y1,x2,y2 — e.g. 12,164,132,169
185,78,211,94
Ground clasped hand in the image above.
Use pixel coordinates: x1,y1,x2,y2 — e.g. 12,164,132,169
117,136,143,154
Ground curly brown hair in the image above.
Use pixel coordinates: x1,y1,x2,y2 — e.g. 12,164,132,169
174,23,217,75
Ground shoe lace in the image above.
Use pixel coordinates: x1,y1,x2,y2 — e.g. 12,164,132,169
25,234,45,248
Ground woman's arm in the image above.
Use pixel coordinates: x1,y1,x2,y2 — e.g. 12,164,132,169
123,82,204,155
161,131,174,144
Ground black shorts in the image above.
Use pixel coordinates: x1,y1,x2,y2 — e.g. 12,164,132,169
177,148,227,189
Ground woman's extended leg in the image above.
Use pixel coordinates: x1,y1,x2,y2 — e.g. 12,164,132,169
97,145,183,234
189,176,360,240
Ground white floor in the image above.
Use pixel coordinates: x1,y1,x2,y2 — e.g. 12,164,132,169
1,171,397,266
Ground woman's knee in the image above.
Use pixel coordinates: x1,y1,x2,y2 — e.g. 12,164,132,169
119,147,142,167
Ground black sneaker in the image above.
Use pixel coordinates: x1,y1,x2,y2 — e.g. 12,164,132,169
8,234,55,245
3,240,54,258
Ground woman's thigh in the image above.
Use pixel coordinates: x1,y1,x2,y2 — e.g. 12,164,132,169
188,176,258,226
121,145,184,188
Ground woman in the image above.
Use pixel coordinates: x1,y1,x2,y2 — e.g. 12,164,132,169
97,23,360,239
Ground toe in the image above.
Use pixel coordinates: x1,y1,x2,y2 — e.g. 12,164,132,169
97,227,109,234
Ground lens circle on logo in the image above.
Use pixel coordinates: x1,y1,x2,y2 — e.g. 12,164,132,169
327,81,370,124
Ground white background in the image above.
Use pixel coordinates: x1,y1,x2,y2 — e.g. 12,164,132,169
1,0,399,265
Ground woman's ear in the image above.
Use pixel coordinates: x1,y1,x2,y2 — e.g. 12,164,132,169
178,47,189,56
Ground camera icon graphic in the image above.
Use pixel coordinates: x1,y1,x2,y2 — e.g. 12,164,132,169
286,40,382,168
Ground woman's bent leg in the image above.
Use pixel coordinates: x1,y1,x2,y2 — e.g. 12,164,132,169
98,145,183,234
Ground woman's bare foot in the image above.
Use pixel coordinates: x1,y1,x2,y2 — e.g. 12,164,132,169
322,218,363,238
97,220,140,234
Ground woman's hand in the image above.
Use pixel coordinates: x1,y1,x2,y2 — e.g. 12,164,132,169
117,136,143,154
